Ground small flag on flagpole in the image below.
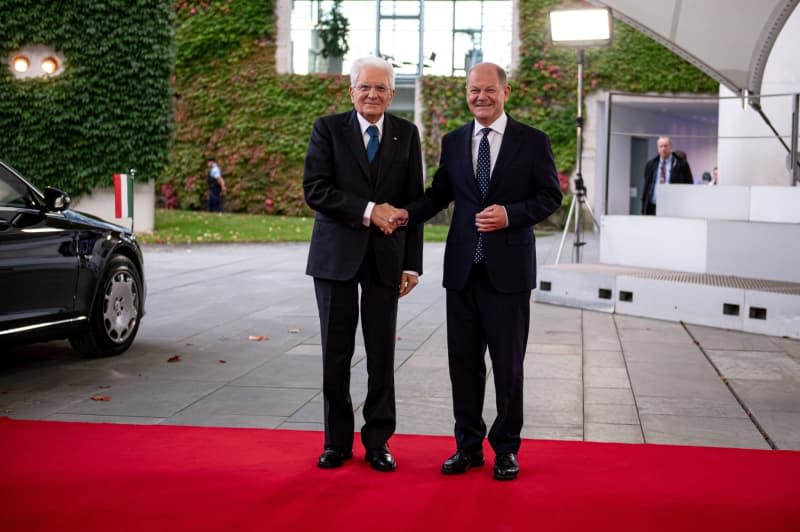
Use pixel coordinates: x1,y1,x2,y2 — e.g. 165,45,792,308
113,173,134,218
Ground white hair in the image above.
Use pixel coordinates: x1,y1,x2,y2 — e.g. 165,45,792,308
349,56,395,89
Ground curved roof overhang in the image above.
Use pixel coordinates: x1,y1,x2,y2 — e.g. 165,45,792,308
590,0,799,99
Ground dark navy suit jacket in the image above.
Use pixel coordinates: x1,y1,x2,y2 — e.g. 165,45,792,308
406,114,561,293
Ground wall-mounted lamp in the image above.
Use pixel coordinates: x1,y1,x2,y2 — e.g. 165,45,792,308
7,45,66,79
13,56,30,73
41,56,60,75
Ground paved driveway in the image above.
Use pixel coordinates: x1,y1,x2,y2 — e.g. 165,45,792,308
2,238,799,450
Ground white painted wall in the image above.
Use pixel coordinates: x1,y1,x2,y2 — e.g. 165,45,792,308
706,220,800,283
599,213,800,283
72,180,155,233
275,0,292,74
600,215,709,272
717,6,800,186
658,185,751,220
659,184,800,223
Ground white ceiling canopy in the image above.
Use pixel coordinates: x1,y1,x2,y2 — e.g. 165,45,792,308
590,0,799,97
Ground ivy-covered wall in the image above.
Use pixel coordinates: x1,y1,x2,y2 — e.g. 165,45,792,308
168,0,351,214
167,0,716,216
0,0,174,195
0,0,718,216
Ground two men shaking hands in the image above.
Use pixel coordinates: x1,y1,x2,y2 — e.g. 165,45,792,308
370,202,509,235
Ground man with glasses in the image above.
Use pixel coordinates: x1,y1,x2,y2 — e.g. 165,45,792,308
303,56,424,472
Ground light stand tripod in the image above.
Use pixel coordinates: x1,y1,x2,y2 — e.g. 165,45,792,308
555,48,600,264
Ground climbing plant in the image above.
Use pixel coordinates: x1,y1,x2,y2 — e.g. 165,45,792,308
0,0,174,195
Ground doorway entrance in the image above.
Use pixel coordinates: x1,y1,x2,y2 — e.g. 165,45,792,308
629,137,649,214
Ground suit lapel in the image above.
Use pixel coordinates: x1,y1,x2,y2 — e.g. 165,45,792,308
459,123,482,199
343,110,371,180
373,115,398,188
486,116,522,197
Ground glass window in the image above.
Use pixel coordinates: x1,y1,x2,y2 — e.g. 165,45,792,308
0,165,34,208
291,0,513,77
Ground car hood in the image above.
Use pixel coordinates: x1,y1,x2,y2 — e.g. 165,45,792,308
64,209,133,235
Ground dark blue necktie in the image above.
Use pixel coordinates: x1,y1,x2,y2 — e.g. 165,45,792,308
473,127,491,263
366,125,380,163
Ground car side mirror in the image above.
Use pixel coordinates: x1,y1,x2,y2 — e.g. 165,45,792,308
43,187,71,212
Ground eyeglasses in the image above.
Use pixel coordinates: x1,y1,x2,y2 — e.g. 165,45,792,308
354,84,391,94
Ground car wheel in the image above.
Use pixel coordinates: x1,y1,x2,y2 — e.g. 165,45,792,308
69,255,142,357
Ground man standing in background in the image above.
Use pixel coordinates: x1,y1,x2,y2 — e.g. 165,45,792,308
641,136,693,215
206,156,226,212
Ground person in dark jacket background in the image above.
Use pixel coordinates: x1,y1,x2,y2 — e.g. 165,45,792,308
641,136,694,215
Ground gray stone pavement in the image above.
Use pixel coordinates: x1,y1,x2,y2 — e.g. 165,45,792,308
2,234,799,451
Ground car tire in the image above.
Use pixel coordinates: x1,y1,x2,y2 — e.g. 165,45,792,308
69,255,142,357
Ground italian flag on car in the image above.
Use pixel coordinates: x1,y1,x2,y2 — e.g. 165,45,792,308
113,173,134,218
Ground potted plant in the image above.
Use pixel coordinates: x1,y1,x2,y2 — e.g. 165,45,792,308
315,0,350,73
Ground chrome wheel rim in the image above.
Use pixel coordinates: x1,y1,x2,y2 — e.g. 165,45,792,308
102,270,139,344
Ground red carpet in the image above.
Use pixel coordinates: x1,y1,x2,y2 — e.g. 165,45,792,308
1,417,798,531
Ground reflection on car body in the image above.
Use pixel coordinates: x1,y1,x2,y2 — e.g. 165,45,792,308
0,158,146,357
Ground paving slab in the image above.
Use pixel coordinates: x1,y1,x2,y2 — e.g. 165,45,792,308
584,403,640,425
584,387,636,405
640,414,770,449
3,239,800,454
584,423,644,444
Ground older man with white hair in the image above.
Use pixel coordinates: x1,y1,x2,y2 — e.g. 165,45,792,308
303,56,424,472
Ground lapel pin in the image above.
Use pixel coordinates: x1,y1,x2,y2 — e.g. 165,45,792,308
393,137,397,141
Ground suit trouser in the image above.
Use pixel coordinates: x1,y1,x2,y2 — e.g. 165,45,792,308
314,252,398,452
446,264,531,455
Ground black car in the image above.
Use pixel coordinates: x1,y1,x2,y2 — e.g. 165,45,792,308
0,159,145,357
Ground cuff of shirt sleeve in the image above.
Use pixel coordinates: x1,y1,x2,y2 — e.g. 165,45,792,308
363,201,375,227
402,270,419,277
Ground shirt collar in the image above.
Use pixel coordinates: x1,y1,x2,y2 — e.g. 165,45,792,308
356,113,385,136
473,113,508,137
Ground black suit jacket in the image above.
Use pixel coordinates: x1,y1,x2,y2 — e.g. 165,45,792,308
641,154,694,214
304,110,424,285
406,115,561,293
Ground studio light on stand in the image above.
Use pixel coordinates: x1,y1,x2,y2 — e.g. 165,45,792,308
550,7,612,264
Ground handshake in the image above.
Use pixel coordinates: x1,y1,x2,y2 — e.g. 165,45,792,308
370,203,409,235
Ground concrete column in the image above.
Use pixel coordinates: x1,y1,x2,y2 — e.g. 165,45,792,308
274,0,293,74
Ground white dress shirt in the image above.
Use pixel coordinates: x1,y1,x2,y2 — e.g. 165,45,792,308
472,113,509,227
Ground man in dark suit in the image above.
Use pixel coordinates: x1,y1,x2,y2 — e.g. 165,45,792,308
303,56,424,472
641,136,694,215
390,63,561,480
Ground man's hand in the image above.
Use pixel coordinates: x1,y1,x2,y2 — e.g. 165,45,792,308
398,272,418,298
475,204,508,232
371,203,408,235
388,208,409,227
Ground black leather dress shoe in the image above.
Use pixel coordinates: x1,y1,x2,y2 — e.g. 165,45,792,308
365,446,397,472
441,449,485,475
317,448,353,469
493,452,519,480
